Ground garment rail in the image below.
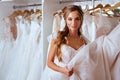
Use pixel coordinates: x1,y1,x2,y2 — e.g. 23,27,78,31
13,3,42,9
59,0,99,4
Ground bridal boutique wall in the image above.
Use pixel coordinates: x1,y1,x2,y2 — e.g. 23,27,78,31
0,0,41,18
0,1,14,27
14,0,39,3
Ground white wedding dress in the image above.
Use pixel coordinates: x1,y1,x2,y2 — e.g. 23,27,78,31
41,22,120,80
40,43,85,80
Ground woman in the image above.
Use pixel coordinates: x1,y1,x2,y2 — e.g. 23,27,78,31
40,5,87,80
41,5,120,80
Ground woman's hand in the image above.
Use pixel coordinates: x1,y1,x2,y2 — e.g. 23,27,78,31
62,66,73,77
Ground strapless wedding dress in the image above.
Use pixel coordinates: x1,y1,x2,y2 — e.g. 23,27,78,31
40,43,85,80
41,23,120,80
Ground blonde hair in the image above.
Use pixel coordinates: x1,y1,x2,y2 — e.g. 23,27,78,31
56,5,84,61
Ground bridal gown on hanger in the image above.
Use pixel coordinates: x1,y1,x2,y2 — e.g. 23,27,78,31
5,16,28,80
0,17,14,80
95,13,119,38
52,13,61,33
81,11,119,43
2,14,42,80
0,15,22,80
81,11,97,43
25,14,42,80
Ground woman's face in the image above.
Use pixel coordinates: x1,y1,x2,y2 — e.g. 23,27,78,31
66,11,81,32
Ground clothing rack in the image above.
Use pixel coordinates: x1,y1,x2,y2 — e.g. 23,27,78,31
13,3,42,9
59,0,99,4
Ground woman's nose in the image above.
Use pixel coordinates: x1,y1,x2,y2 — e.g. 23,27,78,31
71,20,76,25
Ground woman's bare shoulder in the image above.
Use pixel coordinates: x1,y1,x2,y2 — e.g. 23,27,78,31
50,38,58,49
81,35,88,44
51,38,58,44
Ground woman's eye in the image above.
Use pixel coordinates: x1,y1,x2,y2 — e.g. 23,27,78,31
76,18,80,20
68,18,72,21
67,17,80,21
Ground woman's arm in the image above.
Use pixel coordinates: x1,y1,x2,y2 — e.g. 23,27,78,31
47,38,73,76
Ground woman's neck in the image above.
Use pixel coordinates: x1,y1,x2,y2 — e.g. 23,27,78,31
68,31,79,38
